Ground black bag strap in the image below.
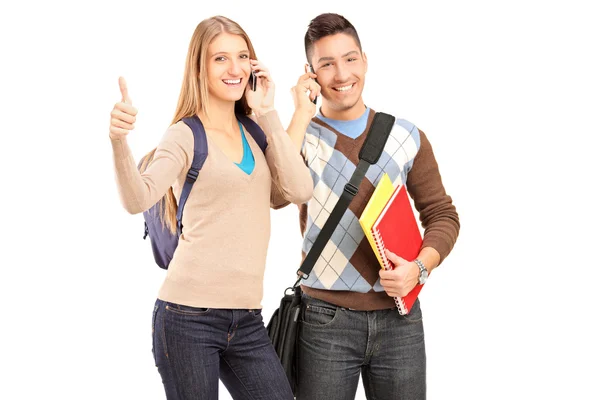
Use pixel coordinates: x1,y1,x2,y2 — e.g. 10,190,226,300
294,112,396,287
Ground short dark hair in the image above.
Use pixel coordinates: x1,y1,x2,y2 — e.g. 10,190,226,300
304,13,362,64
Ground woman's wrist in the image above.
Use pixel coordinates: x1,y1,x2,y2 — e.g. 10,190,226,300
253,107,276,118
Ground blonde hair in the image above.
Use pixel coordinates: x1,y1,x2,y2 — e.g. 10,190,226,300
139,16,257,234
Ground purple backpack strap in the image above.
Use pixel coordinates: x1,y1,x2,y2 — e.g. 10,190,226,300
176,114,265,235
236,113,267,153
177,116,209,233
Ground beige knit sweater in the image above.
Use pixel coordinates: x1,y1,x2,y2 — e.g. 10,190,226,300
111,111,313,309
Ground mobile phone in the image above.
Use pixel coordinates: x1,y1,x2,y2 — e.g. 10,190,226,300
249,70,257,91
309,65,318,104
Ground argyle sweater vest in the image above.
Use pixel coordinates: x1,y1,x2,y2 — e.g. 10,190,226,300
299,110,420,300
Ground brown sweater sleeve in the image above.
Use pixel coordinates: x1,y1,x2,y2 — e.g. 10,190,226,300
406,130,460,264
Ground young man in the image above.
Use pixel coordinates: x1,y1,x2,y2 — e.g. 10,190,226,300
281,13,461,399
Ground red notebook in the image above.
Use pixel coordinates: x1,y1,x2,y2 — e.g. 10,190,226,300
372,183,424,315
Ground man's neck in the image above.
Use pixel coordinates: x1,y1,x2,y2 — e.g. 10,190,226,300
320,98,366,121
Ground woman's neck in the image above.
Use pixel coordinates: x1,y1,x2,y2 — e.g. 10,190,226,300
199,97,238,134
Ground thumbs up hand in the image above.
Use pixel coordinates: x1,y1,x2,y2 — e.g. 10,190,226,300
109,77,138,140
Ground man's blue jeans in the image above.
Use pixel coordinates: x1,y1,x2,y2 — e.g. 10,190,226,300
152,298,294,400
296,294,426,400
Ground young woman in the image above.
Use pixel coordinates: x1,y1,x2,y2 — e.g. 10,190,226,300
108,15,312,399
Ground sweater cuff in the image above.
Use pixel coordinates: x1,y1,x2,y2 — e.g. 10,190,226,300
422,232,455,265
110,136,128,159
255,110,282,139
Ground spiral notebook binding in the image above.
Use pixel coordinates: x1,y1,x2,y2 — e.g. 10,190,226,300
373,227,408,315
373,229,391,270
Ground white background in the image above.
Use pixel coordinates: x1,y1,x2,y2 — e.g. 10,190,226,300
1,0,599,399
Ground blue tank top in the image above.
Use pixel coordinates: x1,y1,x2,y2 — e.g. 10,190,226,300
235,121,255,175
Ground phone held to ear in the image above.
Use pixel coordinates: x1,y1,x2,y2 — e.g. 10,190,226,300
309,65,318,104
249,70,257,91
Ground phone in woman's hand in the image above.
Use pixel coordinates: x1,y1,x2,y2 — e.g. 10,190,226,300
249,70,257,91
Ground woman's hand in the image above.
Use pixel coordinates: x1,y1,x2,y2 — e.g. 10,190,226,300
245,59,275,117
109,77,138,140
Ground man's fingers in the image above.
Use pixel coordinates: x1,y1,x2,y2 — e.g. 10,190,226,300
310,85,321,101
379,269,394,280
307,79,320,92
294,79,320,98
119,76,132,105
384,249,397,261
385,249,407,265
297,72,317,84
304,64,318,76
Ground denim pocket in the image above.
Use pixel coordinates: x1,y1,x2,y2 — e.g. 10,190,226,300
302,303,338,327
165,302,211,316
400,299,423,323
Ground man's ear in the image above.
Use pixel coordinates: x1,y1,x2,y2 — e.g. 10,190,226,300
363,51,368,73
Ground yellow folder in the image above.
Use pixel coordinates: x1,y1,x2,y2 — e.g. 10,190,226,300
358,173,396,269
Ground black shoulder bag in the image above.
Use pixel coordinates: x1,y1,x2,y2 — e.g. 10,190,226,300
266,112,396,394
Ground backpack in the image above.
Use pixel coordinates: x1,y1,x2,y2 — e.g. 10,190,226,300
138,113,268,269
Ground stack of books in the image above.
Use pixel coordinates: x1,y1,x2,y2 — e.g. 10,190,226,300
359,173,424,315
